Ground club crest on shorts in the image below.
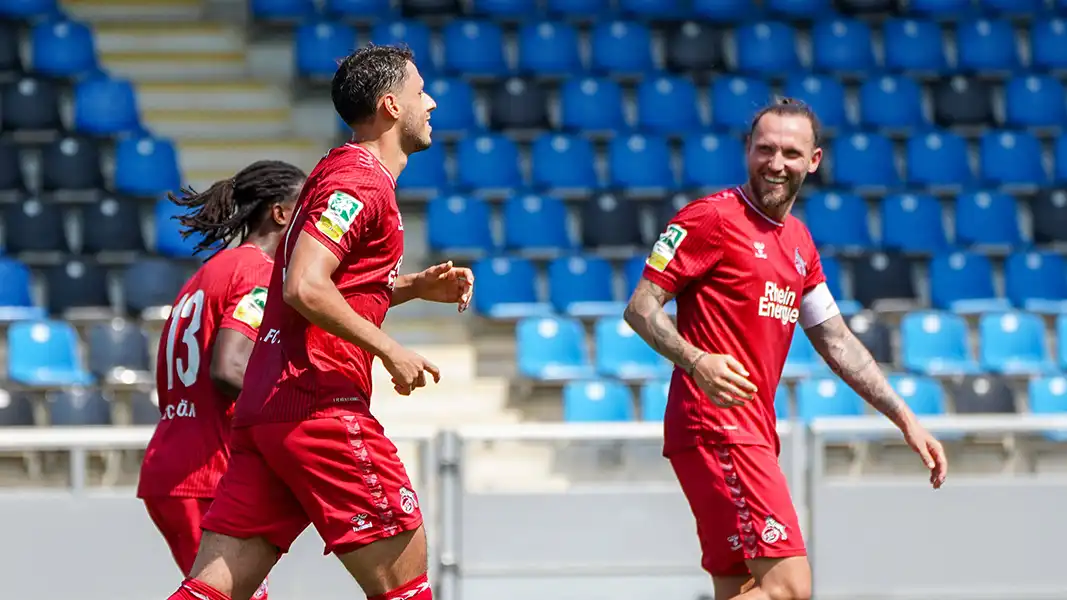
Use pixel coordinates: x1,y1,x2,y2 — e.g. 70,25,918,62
794,248,807,277
399,487,419,514
761,517,788,544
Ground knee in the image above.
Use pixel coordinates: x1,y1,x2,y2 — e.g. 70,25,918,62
761,578,811,600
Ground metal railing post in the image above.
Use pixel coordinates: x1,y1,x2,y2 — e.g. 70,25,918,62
436,429,463,600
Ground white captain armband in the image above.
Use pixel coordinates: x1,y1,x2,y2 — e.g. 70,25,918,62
798,282,841,329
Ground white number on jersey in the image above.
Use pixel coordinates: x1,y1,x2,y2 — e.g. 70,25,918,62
165,289,206,390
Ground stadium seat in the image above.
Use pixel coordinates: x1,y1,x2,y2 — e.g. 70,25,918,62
908,0,969,15
932,77,994,128
978,311,1055,374
424,78,477,134
562,380,634,422
86,319,149,379
858,75,925,130
471,257,552,318
295,21,356,79
619,0,682,17
31,18,97,77
49,389,111,426
900,311,980,375
370,21,433,73
0,390,34,427
397,142,447,195
122,258,185,317
425,194,495,257
928,251,1007,313
692,0,755,21
985,0,1046,12
470,0,535,17
517,21,581,76
442,20,507,76
1031,19,1067,72
1,77,62,132
851,253,916,308
40,136,104,194
979,131,1046,187
622,254,648,292
516,317,595,380
548,256,621,317
906,131,972,188
880,193,948,253
955,19,1018,73
1,198,68,254
327,0,396,18
654,192,691,230
1059,316,1067,371
819,256,861,315
775,384,791,420
608,134,674,192
954,191,1023,247
0,258,44,321
456,134,521,193
250,0,316,19
73,75,141,136
665,21,723,72
768,0,831,16
782,75,846,130
887,375,946,416
882,19,947,73
0,139,22,199
488,78,549,130
114,136,182,197
403,0,461,16
580,192,643,250
44,259,110,318
546,0,608,18
0,21,23,76
710,76,772,131
594,317,673,380
559,77,626,133
1005,75,1066,128
154,198,204,258
590,21,654,74
802,192,872,251
502,193,571,255
640,380,669,421
811,17,874,73
636,76,700,134
830,132,898,189
949,375,1016,414
734,22,799,75
1029,376,1067,440
130,391,159,425
795,377,864,422
681,133,746,190
1031,189,1067,244
1053,136,1067,183
7,320,94,386
1005,251,1067,313
845,312,892,364
783,327,827,379
530,134,598,193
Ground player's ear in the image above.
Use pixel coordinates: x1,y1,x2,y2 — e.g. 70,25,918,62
380,93,402,120
808,146,823,174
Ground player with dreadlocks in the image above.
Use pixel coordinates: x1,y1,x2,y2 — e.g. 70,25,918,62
138,160,307,600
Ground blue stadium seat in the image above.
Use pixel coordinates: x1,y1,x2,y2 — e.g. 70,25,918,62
546,0,608,18
775,383,791,420
563,380,634,422
114,136,181,197
443,20,507,76
710,76,771,131
49,389,111,426
73,76,141,136
636,76,700,134
900,311,980,375
608,134,673,191
980,131,1047,188
1031,19,1067,71
620,0,682,17
1053,136,1067,183
0,259,44,321
518,21,581,76
560,77,625,133
906,131,972,187
1060,315,1067,371
802,192,872,251
81,196,145,254
1029,376,1067,440
734,22,799,74
640,380,669,421
692,0,755,22
954,191,1023,247
781,75,846,130
830,132,898,189
7,320,93,386
880,193,948,253
250,0,315,18
928,251,1008,313
472,257,552,318
981,0,1045,15
1004,251,1067,313
858,75,925,130
590,21,653,74
882,19,947,73
154,197,206,258
682,133,746,189
549,256,620,317
783,327,828,379
811,17,874,73
122,258,186,317
424,78,477,134
31,18,97,77
398,142,447,194
370,21,433,73
503,194,571,255
530,134,598,192
426,194,495,257
295,21,355,79
594,317,671,379
87,319,150,378
0,0,61,18
456,134,521,192
327,0,396,18
819,256,861,315
795,377,864,422
516,317,595,380
768,0,831,16
472,0,536,16
1004,75,1066,128
979,311,1055,374
887,374,946,416
956,19,1018,73
908,0,969,15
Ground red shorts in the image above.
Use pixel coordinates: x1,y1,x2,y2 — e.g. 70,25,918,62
144,496,212,575
669,443,806,577
201,412,423,556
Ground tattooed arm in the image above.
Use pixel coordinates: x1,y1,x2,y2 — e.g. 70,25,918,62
624,279,707,373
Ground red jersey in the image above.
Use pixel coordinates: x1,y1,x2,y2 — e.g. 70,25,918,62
233,143,403,426
138,244,273,498
642,187,828,455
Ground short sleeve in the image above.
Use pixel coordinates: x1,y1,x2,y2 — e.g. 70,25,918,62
219,259,274,340
301,186,374,261
802,237,826,295
641,200,723,295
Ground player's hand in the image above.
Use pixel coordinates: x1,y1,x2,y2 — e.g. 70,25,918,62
691,353,757,408
414,261,474,313
902,422,948,489
382,346,441,396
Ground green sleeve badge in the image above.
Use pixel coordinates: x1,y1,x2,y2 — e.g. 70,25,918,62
232,286,269,329
316,191,364,243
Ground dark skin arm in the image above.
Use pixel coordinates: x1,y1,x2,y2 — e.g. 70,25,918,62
209,328,255,399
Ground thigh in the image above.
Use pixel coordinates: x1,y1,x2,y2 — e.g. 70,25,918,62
144,496,212,575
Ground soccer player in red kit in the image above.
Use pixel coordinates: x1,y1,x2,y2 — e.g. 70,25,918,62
138,160,308,599
163,45,473,600
624,99,949,600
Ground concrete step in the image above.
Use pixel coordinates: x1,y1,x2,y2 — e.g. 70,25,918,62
93,22,245,54
143,108,293,140
64,0,204,22
371,344,480,383
100,51,248,82
372,390,518,428
136,81,291,111
177,139,325,180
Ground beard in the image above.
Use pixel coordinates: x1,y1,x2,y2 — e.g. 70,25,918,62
752,173,804,212
400,114,432,155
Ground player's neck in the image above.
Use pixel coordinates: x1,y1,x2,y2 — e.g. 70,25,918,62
348,134,405,181
740,182,794,223
243,233,280,259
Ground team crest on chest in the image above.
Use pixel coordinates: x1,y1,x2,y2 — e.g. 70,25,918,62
794,248,807,277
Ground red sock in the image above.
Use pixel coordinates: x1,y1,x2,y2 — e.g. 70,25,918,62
368,572,432,600
166,578,232,600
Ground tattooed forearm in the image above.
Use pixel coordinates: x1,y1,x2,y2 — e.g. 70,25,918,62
624,279,705,372
805,316,916,430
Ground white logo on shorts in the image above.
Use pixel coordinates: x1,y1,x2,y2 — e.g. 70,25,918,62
727,534,742,551
351,513,373,532
761,517,788,544
399,487,419,514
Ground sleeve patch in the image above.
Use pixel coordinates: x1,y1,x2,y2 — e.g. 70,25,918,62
646,224,687,272
316,191,364,243
232,286,269,329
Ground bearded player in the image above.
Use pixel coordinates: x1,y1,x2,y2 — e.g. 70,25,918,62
624,98,948,600
139,160,308,599
161,45,472,600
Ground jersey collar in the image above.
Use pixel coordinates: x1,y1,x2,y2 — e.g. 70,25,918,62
735,186,785,228
345,143,397,189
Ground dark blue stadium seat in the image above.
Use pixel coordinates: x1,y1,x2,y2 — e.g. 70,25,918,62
1031,189,1067,244
933,77,994,127
620,0,683,17
608,134,673,191
548,256,621,317
425,78,477,134
1004,251,1067,312
0,391,34,427
122,258,186,316
590,21,653,75
782,75,846,130
130,392,160,425
1031,19,1067,71
0,21,23,77
594,317,671,380
783,327,828,379
768,0,831,16
906,131,972,187
954,191,1023,247
40,136,104,193
820,256,862,315
979,311,1055,374
928,251,1007,313
795,377,864,421
49,389,110,426
908,0,969,15
398,142,447,194
636,76,700,134
845,312,892,363
681,133,746,190
154,198,202,258
327,0,396,18
858,75,925,130
851,253,917,307
546,0,609,18
880,193,948,253
44,259,110,317
503,193,571,255
472,257,552,318
471,0,536,16
1,77,62,133
980,131,1047,188
489,78,549,130
426,194,495,257
802,192,872,251
978,0,1044,14
114,136,182,197
86,319,149,378
623,254,647,293
692,0,755,22
560,77,625,133
295,21,356,79
887,375,946,416
73,75,141,136
1053,137,1067,183
830,132,898,189
7,320,94,386
580,192,642,249
370,21,433,72
31,18,97,77
950,375,1016,414
403,0,461,17
883,18,947,73
0,258,44,321
900,311,980,375
654,192,690,230
563,380,634,422
665,21,723,73
956,19,1018,73
811,17,874,73
516,316,595,380
250,0,315,19
640,380,668,421
0,139,24,197
530,134,598,193
710,76,772,131
734,21,799,75
456,134,521,192
1004,75,1066,128
2,198,68,254
517,21,581,76
442,20,507,76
